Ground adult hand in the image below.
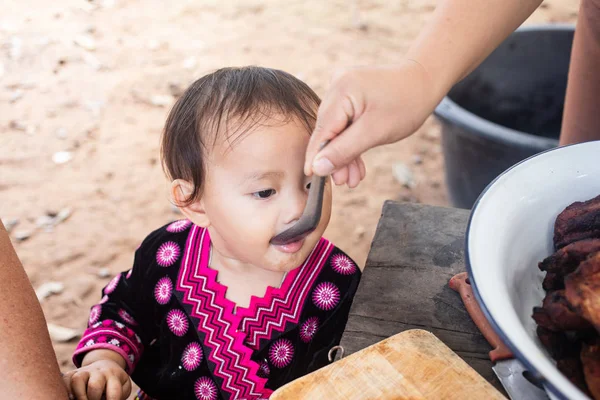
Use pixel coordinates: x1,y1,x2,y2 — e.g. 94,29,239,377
305,60,440,187
305,0,544,188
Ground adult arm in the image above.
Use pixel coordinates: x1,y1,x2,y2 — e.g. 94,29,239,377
0,220,69,399
560,0,600,145
305,0,544,184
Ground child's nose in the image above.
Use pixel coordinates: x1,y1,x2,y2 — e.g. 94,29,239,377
282,189,308,225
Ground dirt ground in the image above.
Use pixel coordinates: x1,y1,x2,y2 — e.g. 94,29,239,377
0,0,578,391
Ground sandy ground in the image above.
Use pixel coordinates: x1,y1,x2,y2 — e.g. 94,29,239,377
0,0,578,393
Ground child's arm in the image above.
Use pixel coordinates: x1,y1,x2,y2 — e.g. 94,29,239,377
305,0,544,183
71,269,148,375
62,349,131,400
68,231,163,399
80,349,127,369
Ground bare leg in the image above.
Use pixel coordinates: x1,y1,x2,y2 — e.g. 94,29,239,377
0,221,68,399
560,0,600,145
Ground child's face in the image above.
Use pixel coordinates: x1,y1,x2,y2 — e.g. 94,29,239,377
186,115,332,272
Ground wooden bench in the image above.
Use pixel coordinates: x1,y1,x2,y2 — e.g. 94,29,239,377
339,201,503,392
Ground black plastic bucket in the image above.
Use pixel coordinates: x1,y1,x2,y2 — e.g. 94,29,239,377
434,25,574,209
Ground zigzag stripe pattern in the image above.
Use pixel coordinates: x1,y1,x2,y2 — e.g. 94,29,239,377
239,239,332,348
176,226,270,400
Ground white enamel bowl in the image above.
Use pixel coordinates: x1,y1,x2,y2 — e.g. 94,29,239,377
466,141,600,400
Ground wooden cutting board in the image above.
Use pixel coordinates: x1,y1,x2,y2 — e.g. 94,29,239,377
271,329,506,400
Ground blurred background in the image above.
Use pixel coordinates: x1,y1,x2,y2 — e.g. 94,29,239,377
0,0,577,386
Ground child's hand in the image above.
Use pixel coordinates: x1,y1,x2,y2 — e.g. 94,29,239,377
62,359,132,400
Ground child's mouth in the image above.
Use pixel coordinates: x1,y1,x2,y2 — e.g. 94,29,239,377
272,238,304,254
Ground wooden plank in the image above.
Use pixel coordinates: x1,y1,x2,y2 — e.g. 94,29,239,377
273,330,505,400
340,201,504,392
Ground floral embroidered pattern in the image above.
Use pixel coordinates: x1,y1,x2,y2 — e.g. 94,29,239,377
257,360,270,378
74,319,143,374
182,342,203,371
154,276,173,305
269,339,294,368
156,241,181,267
331,254,357,275
194,376,217,400
166,219,192,233
104,274,120,294
300,317,319,343
89,305,102,326
99,295,109,304
72,224,362,400
312,282,340,311
166,309,188,337
118,309,137,326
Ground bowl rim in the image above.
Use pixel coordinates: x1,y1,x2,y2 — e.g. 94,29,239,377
465,141,600,400
434,24,574,151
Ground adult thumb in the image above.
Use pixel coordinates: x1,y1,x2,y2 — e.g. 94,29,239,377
305,92,358,175
312,115,373,176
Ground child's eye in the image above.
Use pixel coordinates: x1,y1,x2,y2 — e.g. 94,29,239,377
253,189,276,199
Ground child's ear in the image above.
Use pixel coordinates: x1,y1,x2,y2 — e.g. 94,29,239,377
171,179,210,227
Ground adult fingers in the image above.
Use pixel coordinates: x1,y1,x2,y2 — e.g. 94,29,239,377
311,113,377,177
332,165,349,186
357,156,367,180
346,159,362,188
305,88,357,176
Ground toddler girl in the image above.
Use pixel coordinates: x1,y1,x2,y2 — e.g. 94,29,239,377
64,66,362,400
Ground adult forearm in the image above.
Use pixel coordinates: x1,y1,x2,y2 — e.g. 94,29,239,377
406,0,543,100
560,0,600,145
0,221,68,399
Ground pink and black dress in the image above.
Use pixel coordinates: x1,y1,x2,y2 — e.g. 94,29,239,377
73,220,361,400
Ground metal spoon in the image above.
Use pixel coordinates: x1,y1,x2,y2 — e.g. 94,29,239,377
270,141,329,246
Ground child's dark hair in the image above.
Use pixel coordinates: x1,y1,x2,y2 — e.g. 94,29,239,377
161,66,321,206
